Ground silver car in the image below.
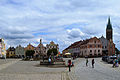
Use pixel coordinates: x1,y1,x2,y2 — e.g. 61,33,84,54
107,56,117,63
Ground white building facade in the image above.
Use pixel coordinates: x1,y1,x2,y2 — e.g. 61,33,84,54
0,38,6,58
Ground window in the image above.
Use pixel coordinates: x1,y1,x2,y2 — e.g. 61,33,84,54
90,45,92,48
94,50,96,53
90,50,92,53
95,41,96,43
102,46,104,48
94,45,96,47
98,50,100,52
98,45,100,48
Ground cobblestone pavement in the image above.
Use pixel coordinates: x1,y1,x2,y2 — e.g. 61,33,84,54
0,59,19,65
74,58,120,80
0,59,69,80
0,59,20,71
0,72,67,80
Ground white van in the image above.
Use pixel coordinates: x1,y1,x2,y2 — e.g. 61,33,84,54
107,56,117,63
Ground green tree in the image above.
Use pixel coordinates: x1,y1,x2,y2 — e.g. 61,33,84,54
47,49,52,56
52,48,58,55
47,48,58,63
47,48,58,56
25,50,35,58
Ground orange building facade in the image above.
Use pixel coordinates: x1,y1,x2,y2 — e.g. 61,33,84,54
24,43,35,56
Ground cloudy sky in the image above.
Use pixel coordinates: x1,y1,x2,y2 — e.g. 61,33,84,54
0,0,120,52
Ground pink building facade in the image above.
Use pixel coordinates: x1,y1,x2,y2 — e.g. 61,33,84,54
68,37,102,57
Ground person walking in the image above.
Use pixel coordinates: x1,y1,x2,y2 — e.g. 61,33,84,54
48,57,51,64
68,60,72,72
114,59,119,67
92,59,95,68
86,58,88,67
116,59,119,67
113,59,115,68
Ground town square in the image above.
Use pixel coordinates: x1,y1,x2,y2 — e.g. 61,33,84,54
0,0,120,80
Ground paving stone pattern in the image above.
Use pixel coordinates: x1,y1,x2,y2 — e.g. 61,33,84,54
0,59,68,80
74,58,120,80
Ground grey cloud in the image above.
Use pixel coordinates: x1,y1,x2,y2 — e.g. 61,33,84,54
6,39,29,48
2,32,30,40
67,28,85,39
0,0,120,51
1,33,34,40
68,33,81,39
10,31,24,34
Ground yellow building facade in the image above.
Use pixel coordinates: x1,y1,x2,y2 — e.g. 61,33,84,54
6,47,16,58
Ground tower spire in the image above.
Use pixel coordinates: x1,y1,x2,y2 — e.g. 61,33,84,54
107,17,112,29
106,17,113,41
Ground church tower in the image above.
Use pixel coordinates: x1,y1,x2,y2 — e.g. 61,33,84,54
106,17,113,41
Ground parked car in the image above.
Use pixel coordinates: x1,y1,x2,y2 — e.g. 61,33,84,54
107,56,117,64
102,56,108,62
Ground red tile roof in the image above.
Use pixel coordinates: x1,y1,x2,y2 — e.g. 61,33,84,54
63,37,99,51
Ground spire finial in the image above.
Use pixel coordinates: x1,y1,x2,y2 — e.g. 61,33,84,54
108,16,111,24
40,39,42,44
106,16,112,29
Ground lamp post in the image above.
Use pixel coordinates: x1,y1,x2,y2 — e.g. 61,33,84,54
51,51,54,63
39,50,41,65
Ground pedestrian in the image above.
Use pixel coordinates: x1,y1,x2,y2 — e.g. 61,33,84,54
68,60,72,72
113,59,115,68
115,59,119,67
92,59,95,68
86,58,88,67
48,57,51,64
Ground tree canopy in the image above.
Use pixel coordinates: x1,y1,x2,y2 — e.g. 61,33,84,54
25,50,35,58
47,48,58,56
